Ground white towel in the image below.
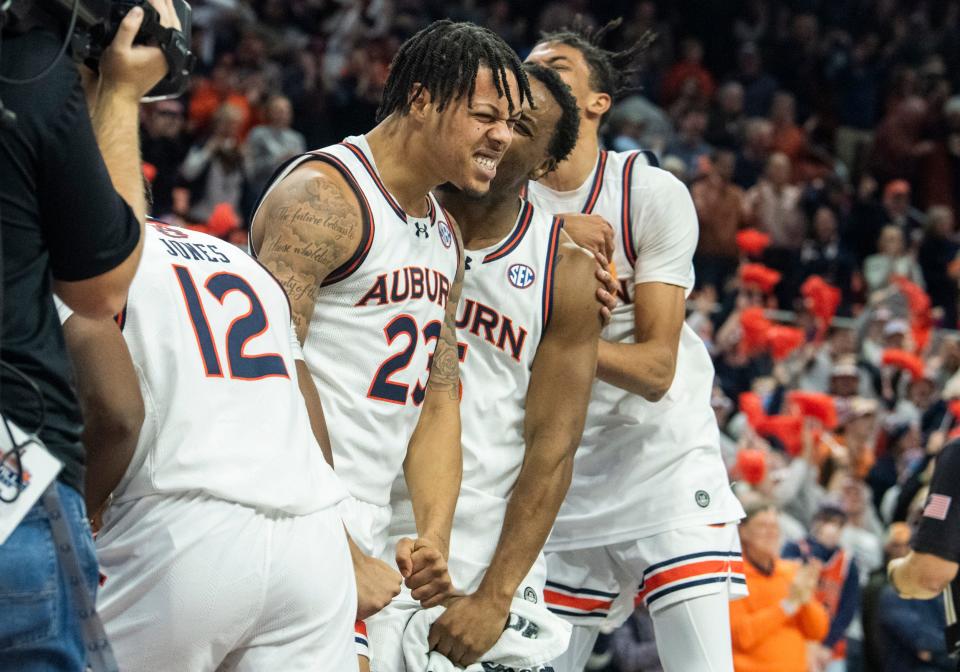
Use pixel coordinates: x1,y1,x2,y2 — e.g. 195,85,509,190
401,597,571,672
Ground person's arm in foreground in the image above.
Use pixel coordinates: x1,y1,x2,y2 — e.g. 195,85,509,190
429,234,601,666
396,224,467,609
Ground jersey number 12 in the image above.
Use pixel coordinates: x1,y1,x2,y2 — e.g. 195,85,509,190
174,265,289,381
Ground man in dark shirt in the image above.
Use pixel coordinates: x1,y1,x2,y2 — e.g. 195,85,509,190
0,1,179,668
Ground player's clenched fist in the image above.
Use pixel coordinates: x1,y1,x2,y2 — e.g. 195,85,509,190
395,536,455,608
349,537,402,620
428,593,509,667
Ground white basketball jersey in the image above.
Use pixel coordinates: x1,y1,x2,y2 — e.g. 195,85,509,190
252,135,461,506
526,150,744,549
58,222,348,515
387,200,563,592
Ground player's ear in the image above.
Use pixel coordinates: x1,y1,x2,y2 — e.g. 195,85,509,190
529,156,557,181
408,83,432,120
585,91,611,120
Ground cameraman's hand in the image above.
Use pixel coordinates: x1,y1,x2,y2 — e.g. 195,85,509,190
100,0,182,101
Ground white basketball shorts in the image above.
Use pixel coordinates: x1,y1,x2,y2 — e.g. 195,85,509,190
95,491,357,672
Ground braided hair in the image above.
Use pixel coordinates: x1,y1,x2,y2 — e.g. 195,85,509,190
523,63,580,164
538,17,655,103
377,20,533,122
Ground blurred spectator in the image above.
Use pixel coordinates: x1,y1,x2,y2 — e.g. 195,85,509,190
871,97,936,184
863,225,925,294
745,153,805,305
730,501,829,672
733,118,774,189
663,109,712,177
245,94,306,197
141,101,189,217
862,523,912,671
605,95,673,154
830,33,883,174
611,605,663,672
917,205,960,329
188,55,252,138
770,92,806,163
878,584,953,670
692,149,747,292
783,505,862,672
733,42,779,118
800,206,856,308
661,37,715,106
705,81,746,149
179,103,250,225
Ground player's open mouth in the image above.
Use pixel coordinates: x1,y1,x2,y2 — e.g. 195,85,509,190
473,152,500,180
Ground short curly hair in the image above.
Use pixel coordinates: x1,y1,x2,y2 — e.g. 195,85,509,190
523,63,580,165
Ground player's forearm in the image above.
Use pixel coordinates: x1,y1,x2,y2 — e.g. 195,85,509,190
83,419,140,515
891,551,959,598
93,85,147,227
404,400,461,554
476,432,575,604
596,339,676,402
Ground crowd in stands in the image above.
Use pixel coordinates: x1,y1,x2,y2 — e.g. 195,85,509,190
143,1,960,670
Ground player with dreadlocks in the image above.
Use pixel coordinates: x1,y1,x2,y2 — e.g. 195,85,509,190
365,63,604,671
249,20,530,669
525,19,746,672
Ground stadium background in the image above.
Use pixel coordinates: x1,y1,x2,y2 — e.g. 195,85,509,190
140,1,960,670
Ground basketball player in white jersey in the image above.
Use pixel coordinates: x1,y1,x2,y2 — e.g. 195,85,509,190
364,63,601,670
525,20,746,672
250,20,533,664
57,220,357,671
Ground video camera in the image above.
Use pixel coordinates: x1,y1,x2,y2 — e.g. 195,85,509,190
3,0,194,100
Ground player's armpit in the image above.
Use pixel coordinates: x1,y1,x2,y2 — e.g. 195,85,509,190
252,162,365,343
474,234,600,606
596,280,685,401
61,313,144,516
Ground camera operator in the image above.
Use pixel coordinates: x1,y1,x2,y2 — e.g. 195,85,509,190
0,0,180,668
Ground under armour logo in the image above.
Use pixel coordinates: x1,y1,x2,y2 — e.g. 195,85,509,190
414,222,429,238
465,255,473,271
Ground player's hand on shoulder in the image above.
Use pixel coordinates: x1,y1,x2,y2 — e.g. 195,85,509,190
395,535,455,608
428,592,510,667
559,213,614,259
353,551,402,620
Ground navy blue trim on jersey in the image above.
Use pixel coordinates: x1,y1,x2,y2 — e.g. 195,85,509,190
114,305,127,331
641,149,659,168
541,216,564,332
642,550,743,577
545,580,619,599
546,607,609,619
342,141,431,223
483,200,534,264
581,151,608,214
436,200,463,271
620,151,643,268
643,575,736,606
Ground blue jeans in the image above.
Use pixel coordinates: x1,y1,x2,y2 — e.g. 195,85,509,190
0,482,99,671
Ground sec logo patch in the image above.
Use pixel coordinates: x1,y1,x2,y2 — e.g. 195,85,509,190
438,220,453,248
508,263,535,289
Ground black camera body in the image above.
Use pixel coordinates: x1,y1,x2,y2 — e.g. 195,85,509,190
5,0,194,100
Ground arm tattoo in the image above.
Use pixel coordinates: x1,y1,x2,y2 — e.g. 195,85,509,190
428,307,461,401
257,172,361,341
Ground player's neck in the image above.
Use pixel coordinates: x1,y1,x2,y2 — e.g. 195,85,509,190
536,124,601,192
439,189,523,251
364,119,438,218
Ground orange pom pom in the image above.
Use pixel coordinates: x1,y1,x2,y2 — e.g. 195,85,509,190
786,391,838,430
881,349,926,380
736,229,771,257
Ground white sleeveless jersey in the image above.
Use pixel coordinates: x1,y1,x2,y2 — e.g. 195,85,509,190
526,150,744,550
57,222,348,515
386,201,563,591
251,135,461,506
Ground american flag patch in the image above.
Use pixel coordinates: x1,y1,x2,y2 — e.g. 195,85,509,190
924,494,952,521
